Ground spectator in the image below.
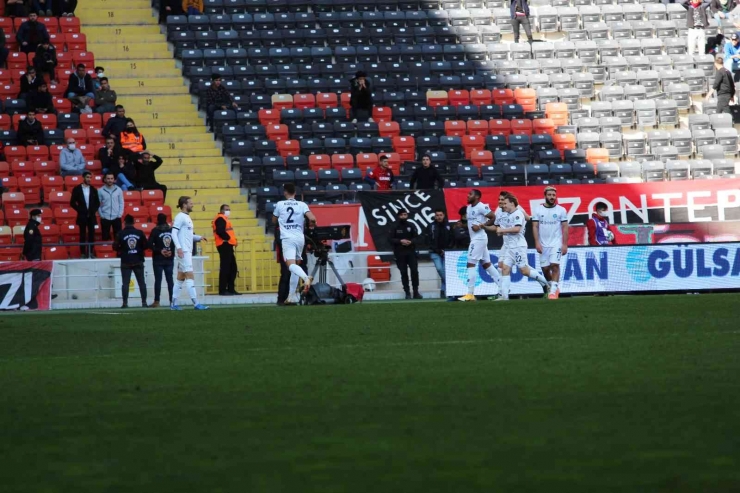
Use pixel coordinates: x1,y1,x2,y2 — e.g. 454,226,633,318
711,0,738,30
724,33,740,78
16,12,49,54
410,155,444,190
65,63,94,113
452,206,471,249
22,208,43,261
686,0,710,56
135,151,167,199
32,0,53,16
52,0,78,17
159,0,184,24
99,137,120,174
17,110,45,146
587,202,618,246
708,54,736,114
5,0,28,17
92,66,105,91
113,154,136,191
113,215,148,308
94,77,117,115
0,27,8,69
511,0,534,44
365,154,394,190
60,137,85,176
27,81,55,114
102,105,128,139
18,66,41,100
183,0,204,15
98,172,124,241
148,213,175,308
120,118,146,153
69,171,100,258
349,71,373,122
204,74,238,132
426,208,453,299
33,40,57,83
212,204,239,296
388,210,422,299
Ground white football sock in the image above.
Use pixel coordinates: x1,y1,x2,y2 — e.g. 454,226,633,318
497,267,503,293
185,279,197,305
289,263,308,281
467,266,476,294
172,280,183,305
552,282,559,292
527,270,548,287
485,265,500,283
289,272,299,298
501,275,511,299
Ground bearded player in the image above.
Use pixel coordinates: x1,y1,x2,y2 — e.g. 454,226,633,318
171,196,209,310
494,190,531,298
532,186,569,299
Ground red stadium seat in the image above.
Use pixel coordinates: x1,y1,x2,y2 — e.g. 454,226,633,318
91,175,103,188
0,225,12,245
54,98,72,112
126,206,150,223
0,247,22,261
41,174,64,195
1,176,18,191
467,120,489,136
392,136,416,162
66,33,87,51
533,118,556,136
48,191,72,210
372,107,393,123
50,145,65,161
60,224,80,243
510,119,533,136
149,205,172,223
85,160,102,175
2,192,25,211
10,161,34,178
37,114,57,130
356,153,378,170
492,89,515,106
308,154,331,171
258,109,280,126
77,144,95,161
26,145,50,162
331,154,354,171
489,119,512,137
316,92,338,109
265,124,289,142
0,161,8,178
123,190,142,208
141,190,165,207
470,89,492,106
64,175,83,189
0,114,11,130
276,139,300,158
18,176,42,205
0,17,13,34
293,93,316,109
444,120,466,137
5,207,29,227
378,121,400,138
138,222,154,237
64,129,87,143
340,92,351,110
5,146,26,163
79,113,102,130
48,33,65,51
462,135,485,158
96,242,116,259
53,207,77,226
43,246,68,260
39,224,60,244
448,90,470,107
88,128,104,148
59,16,81,33
470,150,494,167
7,52,27,70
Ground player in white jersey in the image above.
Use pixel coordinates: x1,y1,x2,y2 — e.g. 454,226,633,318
532,186,569,299
495,194,548,301
494,191,531,298
458,189,501,302
272,183,317,305
171,196,209,310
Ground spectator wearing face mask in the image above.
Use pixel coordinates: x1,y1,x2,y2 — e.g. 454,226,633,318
94,77,117,115
93,66,105,91
33,40,58,84
212,204,239,296
23,209,44,261
60,138,86,177
27,82,55,114
16,13,50,55
587,202,617,246
17,110,45,146
120,118,146,153
98,172,124,241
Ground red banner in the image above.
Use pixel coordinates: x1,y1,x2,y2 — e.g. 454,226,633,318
311,203,376,251
0,261,54,311
443,179,740,225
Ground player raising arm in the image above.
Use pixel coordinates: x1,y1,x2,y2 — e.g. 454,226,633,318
532,186,569,299
496,194,548,301
272,183,317,305
171,196,209,310
458,189,502,302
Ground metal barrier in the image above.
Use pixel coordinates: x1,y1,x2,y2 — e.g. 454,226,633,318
200,238,282,295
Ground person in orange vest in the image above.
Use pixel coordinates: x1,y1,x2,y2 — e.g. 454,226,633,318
212,204,240,296
120,118,146,154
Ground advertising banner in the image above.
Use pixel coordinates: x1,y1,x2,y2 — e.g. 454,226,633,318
444,243,740,296
357,190,447,252
0,261,54,311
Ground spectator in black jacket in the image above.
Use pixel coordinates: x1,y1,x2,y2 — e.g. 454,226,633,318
388,209,422,300
148,213,175,308
159,0,184,23
114,153,136,191
18,66,41,100
452,206,471,249
135,151,167,199
16,13,49,54
22,209,43,261
99,137,120,174
426,208,453,299
27,82,55,114
205,74,238,131
17,110,45,146
33,40,57,83
52,0,78,16
0,28,9,70
69,171,100,258
410,155,444,190
65,63,94,113
349,70,373,122
102,105,128,139
114,215,148,308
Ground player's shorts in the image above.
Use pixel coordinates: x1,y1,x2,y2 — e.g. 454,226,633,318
498,247,508,265
467,240,489,263
540,247,562,267
281,237,305,262
176,251,193,273
502,247,528,269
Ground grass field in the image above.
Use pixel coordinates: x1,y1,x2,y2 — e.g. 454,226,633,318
1,295,739,492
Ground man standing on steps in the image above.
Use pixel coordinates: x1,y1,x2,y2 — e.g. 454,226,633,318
212,204,240,296
205,74,239,132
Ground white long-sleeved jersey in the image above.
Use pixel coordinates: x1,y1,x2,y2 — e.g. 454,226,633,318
172,212,201,253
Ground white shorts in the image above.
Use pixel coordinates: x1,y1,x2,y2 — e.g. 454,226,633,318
502,247,528,269
281,237,305,262
540,247,562,267
467,240,490,264
177,251,193,273
498,247,508,266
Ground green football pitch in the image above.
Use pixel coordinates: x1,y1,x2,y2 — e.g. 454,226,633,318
2,295,739,492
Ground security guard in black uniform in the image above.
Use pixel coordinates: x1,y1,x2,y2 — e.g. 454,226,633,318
148,213,175,308
388,209,422,300
22,208,43,261
114,214,148,308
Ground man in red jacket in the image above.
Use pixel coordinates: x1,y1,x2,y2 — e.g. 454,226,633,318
365,155,395,191
587,202,617,246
